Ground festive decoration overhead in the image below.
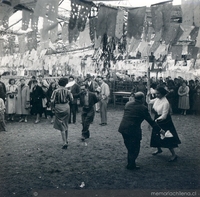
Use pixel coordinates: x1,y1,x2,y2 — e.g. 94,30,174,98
127,6,146,40
96,5,118,38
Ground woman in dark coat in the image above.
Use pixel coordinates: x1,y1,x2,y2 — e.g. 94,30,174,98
30,80,45,123
46,81,57,123
147,87,181,162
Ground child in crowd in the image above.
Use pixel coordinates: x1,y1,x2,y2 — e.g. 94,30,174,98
0,98,6,131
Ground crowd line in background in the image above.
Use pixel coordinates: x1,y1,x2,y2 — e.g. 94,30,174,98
0,73,200,133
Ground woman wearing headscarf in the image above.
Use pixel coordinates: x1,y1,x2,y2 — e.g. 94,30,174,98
6,78,18,121
16,78,30,122
147,87,181,162
51,78,73,149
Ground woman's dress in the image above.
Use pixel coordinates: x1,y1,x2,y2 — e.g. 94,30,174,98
149,97,181,148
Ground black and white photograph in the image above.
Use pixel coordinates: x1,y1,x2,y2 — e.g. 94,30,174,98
0,0,200,197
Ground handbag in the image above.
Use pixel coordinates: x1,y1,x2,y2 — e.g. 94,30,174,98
9,94,14,99
42,98,47,108
155,121,173,140
160,129,173,140
25,102,30,109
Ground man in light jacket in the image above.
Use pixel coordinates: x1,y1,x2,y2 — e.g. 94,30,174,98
97,76,110,126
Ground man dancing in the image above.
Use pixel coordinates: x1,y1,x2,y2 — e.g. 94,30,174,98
118,92,159,170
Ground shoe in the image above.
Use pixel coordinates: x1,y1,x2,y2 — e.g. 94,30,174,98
126,165,140,170
99,123,107,126
168,155,178,162
62,144,68,149
152,150,163,155
19,119,24,123
96,110,100,113
81,136,86,141
35,120,40,124
24,119,27,123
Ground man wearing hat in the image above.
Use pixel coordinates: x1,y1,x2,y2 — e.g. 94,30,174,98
118,92,159,170
85,74,98,93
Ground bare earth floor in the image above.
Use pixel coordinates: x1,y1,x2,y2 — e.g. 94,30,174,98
0,105,200,197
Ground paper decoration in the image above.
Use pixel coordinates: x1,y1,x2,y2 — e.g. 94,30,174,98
188,46,199,59
151,1,172,33
34,0,59,21
162,23,180,45
179,25,194,41
22,10,31,30
194,0,200,27
18,35,26,54
195,29,200,48
154,44,169,59
77,2,91,32
68,25,79,43
127,7,146,40
62,22,68,43
89,17,97,42
181,0,194,26
96,5,118,38
169,45,183,60
79,25,91,47
0,39,4,57
115,9,124,39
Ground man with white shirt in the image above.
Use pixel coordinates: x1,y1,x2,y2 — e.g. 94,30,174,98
96,76,110,126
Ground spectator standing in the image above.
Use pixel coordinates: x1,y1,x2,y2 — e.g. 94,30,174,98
193,80,200,115
166,80,176,114
97,76,110,126
46,81,57,123
135,79,147,96
6,78,18,121
16,78,30,123
85,74,99,121
30,80,45,123
38,75,49,118
0,75,6,102
188,80,195,114
28,76,36,93
0,97,6,131
178,81,190,115
66,76,80,124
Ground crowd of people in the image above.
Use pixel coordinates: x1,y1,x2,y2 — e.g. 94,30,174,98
0,73,199,170
130,76,200,116
0,74,110,143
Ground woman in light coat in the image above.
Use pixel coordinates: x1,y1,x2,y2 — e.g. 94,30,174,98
178,81,190,115
16,78,30,122
6,78,18,121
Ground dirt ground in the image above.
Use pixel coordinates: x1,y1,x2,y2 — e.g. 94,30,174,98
0,105,200,197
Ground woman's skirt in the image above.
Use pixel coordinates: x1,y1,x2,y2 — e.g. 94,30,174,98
178,95,190,110
54,103,70,132
150,114,181,148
